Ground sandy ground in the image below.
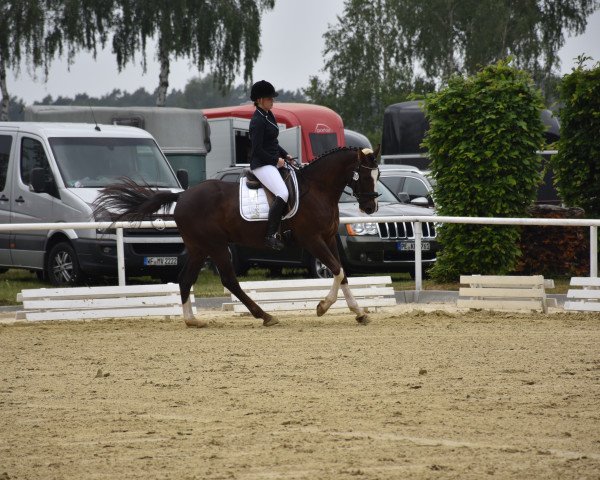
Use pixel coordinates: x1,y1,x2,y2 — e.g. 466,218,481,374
1,305,599,480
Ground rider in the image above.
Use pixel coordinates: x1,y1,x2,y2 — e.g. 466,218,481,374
249,80,293,251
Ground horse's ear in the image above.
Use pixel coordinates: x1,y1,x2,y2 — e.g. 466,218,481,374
357,148,366,160
374,144,381,159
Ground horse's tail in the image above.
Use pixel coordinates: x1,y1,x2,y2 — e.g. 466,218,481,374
93,177,181,222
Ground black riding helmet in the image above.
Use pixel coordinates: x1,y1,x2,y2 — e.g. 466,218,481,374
250,80,279,101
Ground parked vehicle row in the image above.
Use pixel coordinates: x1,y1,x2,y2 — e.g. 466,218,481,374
5,104,441,286
0,122,188,286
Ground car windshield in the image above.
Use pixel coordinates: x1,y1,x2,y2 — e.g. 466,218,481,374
49,137,180,188
339,180,398,203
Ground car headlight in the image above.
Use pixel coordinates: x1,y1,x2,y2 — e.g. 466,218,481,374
346,222,379,236
93,208,115,234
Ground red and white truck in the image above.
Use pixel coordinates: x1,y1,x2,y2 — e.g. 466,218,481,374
202,103,345,178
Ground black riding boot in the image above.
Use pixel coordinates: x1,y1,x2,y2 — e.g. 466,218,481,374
265,196,287,251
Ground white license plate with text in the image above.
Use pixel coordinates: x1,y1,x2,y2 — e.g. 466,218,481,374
144,257,178,266
397,242,431,251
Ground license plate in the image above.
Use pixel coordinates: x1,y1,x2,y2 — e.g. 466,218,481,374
144,257,178,266
397,242,430,251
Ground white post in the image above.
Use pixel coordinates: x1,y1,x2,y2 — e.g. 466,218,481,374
591,226,598,277
116,227,126,286
414,221,422,292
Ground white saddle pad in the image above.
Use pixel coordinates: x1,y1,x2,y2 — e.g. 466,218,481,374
239,168,299,222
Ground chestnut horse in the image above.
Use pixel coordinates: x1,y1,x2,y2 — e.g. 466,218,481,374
94,146,381,328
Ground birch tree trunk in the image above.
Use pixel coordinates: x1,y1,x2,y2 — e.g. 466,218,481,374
156,38,170,107
0,56,9,121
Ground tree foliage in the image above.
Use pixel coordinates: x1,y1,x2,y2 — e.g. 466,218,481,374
424,60,545,282
306,0,598,140
304,0,434,144
0,1,46,120
0,0,113,120
21,74,305,116
112,0,275,106
172,74,305,109
45,0,113,64
393,0,598,90
552,56,600,217
1,1,274,118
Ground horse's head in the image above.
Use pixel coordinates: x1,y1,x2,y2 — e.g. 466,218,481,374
351,145,381,215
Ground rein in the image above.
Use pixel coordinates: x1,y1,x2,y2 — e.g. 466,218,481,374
289,148,381,202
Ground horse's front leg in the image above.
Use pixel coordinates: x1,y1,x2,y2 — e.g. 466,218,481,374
326,237,370,324
310,239,370,324
340,275,370,325
316,268,344,317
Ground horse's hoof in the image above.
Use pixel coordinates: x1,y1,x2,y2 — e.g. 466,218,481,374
317,301,327,317
356,314,370,325
263,317,280,327
185,318,208,328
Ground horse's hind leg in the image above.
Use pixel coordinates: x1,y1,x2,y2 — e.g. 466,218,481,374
178,252,208,328
210,247,279,327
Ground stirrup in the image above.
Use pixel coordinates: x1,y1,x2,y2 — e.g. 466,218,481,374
265,234,284,251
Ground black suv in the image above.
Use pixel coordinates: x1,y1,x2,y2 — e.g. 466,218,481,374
212,166,439,278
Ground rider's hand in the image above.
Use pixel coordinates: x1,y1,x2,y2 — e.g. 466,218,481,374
277,158,286,168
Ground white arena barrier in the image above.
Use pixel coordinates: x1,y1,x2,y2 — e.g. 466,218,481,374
16,283,192,322
457,275,556,313
223,276,396,314
564,277,600,312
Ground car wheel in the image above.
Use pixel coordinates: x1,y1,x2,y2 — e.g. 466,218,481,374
46,241,83,286
308,256,333,279
159,273,180,284
268,266,283,277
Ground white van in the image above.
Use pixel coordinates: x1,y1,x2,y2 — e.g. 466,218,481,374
0,122,187,286
25,106,211,186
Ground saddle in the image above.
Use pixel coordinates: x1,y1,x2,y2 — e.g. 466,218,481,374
243,168,298,215
238,167,299,222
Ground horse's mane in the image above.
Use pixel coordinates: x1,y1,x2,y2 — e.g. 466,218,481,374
301,146,360,171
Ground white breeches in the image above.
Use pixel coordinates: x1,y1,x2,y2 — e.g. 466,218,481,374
252,164,289,202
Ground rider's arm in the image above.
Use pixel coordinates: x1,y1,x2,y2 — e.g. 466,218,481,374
278,144,288,160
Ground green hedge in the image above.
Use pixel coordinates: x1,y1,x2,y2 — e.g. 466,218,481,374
553,56,600,217
423,60,545,282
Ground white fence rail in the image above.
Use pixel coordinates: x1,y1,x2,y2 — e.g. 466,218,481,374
0,215,598,289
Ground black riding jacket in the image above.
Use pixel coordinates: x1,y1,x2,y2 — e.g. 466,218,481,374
249,107,288,169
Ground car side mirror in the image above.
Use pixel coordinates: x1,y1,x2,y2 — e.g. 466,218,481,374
397,192,410,203
176,169,189,190
410,196,430,207
30,167,46,193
